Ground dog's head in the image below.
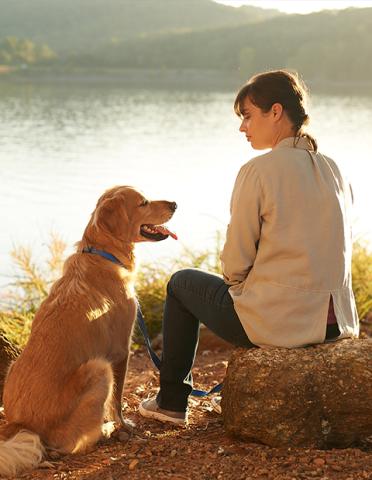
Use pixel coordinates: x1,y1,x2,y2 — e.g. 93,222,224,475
89,186,177,244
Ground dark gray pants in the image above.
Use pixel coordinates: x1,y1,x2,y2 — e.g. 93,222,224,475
156,268,255,412
156,268,340,412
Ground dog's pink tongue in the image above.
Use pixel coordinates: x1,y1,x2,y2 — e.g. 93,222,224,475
157,225,178,240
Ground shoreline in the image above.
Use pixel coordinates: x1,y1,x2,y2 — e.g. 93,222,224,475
1,67,372,95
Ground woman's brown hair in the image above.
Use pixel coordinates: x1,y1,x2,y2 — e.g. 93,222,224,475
234,70,318,152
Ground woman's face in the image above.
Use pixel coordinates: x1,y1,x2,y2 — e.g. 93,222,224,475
238,96,277,150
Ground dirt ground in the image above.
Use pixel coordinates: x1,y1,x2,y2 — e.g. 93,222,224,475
1,336,371,480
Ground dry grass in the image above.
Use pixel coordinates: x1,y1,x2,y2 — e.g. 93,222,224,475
0,232,371,350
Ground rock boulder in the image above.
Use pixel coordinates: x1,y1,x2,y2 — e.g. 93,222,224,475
222,339,372,448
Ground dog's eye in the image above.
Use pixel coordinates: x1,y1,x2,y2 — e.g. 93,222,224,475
140,199,149,207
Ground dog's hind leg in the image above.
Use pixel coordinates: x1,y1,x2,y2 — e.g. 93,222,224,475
47,358,114,455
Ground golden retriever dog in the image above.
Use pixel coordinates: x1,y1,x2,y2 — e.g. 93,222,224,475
0,186,177,477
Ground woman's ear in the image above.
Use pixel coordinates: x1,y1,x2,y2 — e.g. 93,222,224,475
271,103,284,121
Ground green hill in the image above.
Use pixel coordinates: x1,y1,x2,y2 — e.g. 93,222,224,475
79,6,371,84
1,0,371,85
0,0,281,55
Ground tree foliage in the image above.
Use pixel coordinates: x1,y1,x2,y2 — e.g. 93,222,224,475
0,1,371,83
85,7,372,83
0,0,281,55
0,36,56,65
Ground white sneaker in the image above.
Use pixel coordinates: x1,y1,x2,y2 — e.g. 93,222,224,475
211,396,222,414
139,397,187,425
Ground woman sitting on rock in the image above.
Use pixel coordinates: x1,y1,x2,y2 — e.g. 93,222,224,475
139,69,359,425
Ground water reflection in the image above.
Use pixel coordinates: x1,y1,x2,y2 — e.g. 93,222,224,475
0,82,371,278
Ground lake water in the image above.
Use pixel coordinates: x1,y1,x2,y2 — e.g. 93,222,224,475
0,80,371,285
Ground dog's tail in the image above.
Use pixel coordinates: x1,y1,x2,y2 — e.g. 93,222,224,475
0,423,44,477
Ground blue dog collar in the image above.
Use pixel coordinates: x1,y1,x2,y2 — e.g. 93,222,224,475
82,246,125,268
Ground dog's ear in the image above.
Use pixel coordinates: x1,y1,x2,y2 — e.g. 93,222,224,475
92,196,128,237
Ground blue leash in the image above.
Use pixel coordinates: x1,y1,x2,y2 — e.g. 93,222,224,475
81,246,222,397
136,301,223,398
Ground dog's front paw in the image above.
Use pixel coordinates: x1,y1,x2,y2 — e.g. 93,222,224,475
101,421,116,439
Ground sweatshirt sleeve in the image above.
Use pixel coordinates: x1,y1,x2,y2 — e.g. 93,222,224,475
220,161,263,286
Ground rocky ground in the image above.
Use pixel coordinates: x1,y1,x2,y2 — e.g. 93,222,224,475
0,332,371,480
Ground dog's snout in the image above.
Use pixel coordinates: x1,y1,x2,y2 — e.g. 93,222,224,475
169,202,177,212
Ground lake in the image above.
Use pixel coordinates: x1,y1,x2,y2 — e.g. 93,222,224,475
0,79,371,285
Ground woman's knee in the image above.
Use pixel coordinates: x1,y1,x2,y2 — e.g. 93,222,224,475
167,268,198,295
167,268,225,303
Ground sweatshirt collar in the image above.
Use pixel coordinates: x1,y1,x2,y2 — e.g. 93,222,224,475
273,136,314,151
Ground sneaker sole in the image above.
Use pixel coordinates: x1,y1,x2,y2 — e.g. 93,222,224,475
211,397,222,414
138,403,186,426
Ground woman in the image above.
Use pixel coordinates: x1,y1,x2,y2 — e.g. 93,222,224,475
139,70,359,425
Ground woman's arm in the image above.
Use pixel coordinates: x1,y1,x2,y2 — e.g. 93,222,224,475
220,161,263,286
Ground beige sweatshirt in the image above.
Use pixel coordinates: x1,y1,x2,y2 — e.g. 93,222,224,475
220,136,359,348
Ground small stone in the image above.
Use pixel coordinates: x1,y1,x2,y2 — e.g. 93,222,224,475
170,450,177,457
331,464,342,472
118,431,130,442
129,459,139,470
313,458,325,466
325,455,335,464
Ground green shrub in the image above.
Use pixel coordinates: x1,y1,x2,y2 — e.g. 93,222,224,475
0,233,370,350
135,233,223,341
351,240,372,337
0,232,67,349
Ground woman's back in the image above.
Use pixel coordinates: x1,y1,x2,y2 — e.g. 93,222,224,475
221,136,359,348
253,137,353,290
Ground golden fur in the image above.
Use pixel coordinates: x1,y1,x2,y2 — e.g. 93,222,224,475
0,186,176,476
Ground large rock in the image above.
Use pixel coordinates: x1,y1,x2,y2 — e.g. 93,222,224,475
0,334,19,403
222,339,372,449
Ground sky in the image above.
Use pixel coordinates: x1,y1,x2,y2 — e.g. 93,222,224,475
214,0,372,14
